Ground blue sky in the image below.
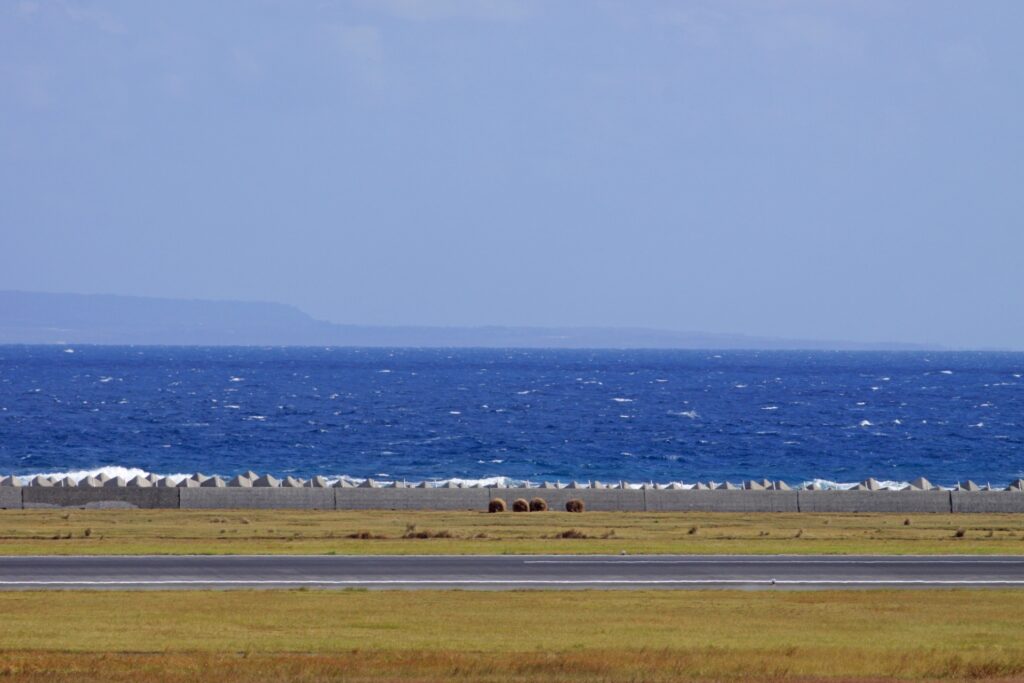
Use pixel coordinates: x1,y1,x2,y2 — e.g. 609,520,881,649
2,1,1022,348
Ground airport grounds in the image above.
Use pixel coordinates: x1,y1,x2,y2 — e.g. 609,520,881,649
3,505,1024,681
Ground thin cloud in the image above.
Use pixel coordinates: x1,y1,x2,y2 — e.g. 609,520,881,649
359,0,530,22
657,2,865,59
1,63,55,109
15,1,40,17
62,3,127,34
228,47,265,83
321,22,394,94
327,23,384,63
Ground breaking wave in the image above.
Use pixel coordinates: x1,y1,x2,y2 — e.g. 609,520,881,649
8,466,968,490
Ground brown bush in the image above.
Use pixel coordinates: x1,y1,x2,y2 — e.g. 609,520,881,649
512,498,530,512
554,529,589,539
529,497,548,512
488,498,507,513
345,531,386,540
403,529,454,539
565,499,584,513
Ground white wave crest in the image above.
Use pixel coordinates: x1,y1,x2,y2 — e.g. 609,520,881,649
800,478,924,491
16,466,191,484
9,466,963,491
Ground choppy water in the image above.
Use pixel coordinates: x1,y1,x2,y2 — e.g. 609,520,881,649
0,346,1022,486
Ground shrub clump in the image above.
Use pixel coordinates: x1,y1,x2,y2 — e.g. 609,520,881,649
488,498,507,513
554,529,589,539
403,528,454,539
565,499,585,513
529,497,548,512
954,527,967,538
512,498,530,512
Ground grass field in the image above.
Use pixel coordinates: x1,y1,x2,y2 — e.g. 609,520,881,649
2,509,1024,555
4,511,1023,681
1,589,1023,681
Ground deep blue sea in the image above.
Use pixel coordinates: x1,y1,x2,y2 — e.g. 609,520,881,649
1,346,1022,486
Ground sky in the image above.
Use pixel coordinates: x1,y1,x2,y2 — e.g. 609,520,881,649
1,1,1022,349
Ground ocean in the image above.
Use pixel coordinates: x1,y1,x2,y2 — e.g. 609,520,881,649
1,346,1022,487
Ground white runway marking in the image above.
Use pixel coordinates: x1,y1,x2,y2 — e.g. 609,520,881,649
3,579,1024,586
524,559,1024,565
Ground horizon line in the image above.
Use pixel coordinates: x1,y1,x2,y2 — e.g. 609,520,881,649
2,289,1015,352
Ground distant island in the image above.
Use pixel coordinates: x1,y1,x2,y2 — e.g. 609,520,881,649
0,290,936,350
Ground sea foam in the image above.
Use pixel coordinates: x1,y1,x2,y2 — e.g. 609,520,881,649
10,465,955,491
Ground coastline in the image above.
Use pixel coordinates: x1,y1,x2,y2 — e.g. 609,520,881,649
3,472,1024,513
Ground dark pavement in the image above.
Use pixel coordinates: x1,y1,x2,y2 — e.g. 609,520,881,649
2,555,1024,590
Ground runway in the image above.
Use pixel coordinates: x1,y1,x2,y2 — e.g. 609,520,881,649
2,555,1024,590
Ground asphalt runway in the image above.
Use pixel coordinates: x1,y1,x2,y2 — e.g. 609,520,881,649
2,555,1024,590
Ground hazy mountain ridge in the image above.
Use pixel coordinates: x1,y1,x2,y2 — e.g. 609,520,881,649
0,291,936,350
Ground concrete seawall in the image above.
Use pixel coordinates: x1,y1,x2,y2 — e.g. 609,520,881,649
798,491,952,514
491,488,646,512
22,487,180,510
337,488,489,510
2,476,1024,512
648,490,799,512
952,492,1024,513
0,487,21,510
181,488,334,510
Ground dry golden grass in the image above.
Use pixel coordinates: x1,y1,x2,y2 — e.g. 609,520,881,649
1,509,1024,555
4,651,1024,682
1,590,1024,681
